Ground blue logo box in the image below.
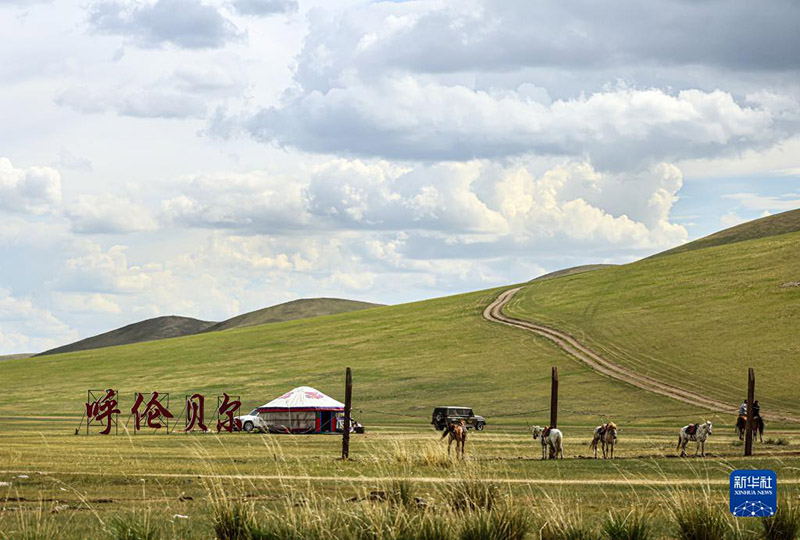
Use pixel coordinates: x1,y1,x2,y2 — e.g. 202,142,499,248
730,470,777,517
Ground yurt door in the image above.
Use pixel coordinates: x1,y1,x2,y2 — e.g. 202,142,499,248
320,411,335,432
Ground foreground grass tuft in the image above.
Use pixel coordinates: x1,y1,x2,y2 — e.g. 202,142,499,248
210,497,259,540
444,477,500,512
670,491,731,540
764,437,790,446
109,511,160,540
539,507,596,540
762,500,800,540
601,509,652,540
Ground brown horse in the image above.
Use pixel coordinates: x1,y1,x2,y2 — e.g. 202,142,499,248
590,422,618,459
736,415,764,442
440,420,467,458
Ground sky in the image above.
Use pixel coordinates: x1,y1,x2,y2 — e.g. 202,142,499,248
1,0,799,354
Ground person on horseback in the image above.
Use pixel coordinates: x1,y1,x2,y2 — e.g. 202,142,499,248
752,400,760,418
739,400,747,416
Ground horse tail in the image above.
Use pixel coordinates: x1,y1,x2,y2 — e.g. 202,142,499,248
676,435,682,450
440,425,451,440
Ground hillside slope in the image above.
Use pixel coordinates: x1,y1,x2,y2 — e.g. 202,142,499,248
37,316,216,356
0,287,698,424
506,224,800,414
205,298,382,332
35,298,382,356
655,207,800,257
531,264,615,282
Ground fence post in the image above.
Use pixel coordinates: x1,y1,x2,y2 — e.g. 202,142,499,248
550,366,559,428
744,367,755,457
342,367,353,459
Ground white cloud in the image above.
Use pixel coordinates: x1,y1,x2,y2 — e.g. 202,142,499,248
292,1,800,92
158,158,687,251
0,288,77,353
0,157,62,214
52,292,122,314
59,244,157,293
160,171,309,230
232,0,297,17
65,193,158,234
722,193,800,212
720,212,746,228
56,85,207,119
240,80,782,167
87,0,239,49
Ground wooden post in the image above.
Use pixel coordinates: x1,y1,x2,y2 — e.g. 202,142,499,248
342,367,353,460
550,366,559,428
744,367,755,457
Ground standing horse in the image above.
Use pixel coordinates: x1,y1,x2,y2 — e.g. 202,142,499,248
590,422,618,459
677,421,713,457
440,420,467,458
531,425,564,460
736,416,764,442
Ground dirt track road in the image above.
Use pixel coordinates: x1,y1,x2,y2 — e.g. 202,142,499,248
484,288,800,423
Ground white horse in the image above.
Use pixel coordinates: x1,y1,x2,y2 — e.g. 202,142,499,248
677,421,713,457
531,425,563,460
590,422,618,459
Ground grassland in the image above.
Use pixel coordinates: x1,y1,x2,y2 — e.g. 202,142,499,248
0,286,705,427
2,213,800,538
205,297,383,332
654,208,800,257
506,230,800,414
2,419,800,539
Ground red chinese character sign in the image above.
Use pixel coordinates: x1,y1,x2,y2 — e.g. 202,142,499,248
85,389,120,435
216,393,242,432
130,391,174,432
185,393,207,432
81,390,245,434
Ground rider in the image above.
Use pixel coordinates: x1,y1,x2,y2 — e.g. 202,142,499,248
752,400,761,418
738,400,747,416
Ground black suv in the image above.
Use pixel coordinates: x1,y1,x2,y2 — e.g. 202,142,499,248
431,406,486,431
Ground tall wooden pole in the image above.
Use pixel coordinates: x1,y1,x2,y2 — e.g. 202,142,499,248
744,367,755,457
550,366,559,428
342,367,353,459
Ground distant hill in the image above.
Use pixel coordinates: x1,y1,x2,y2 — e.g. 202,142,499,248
204,298,383,332
654,207,800,258
0,353,32,362
36,316,216,356
35,298,383,356
531,264,616,282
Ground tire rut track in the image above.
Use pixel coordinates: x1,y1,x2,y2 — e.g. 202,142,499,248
483,288,800,423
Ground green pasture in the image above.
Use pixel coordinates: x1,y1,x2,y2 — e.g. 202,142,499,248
0,286,709,428
2,419,799,539
506,231,800,414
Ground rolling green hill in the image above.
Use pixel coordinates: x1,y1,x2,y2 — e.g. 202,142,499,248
0,353,32,362
506,222,800,415
36,298,382,356
36,316,216,356
4,212,797,427
654,207,800,257
205,297,383,332
531,264,616,282
0,288,696,425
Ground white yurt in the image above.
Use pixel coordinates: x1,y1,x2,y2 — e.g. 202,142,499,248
254,386,344,433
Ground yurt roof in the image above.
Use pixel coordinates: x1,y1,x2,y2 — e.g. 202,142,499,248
257,386,345,411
